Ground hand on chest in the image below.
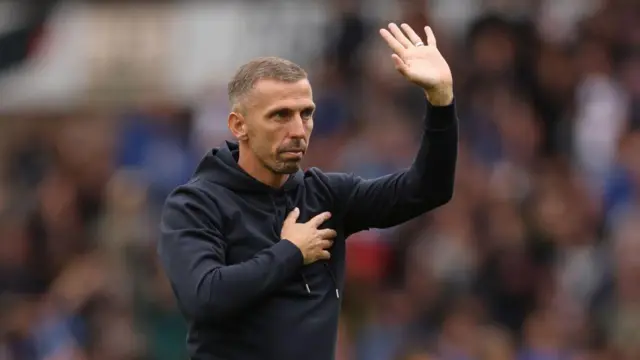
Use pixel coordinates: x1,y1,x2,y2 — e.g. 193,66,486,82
222,194,342,264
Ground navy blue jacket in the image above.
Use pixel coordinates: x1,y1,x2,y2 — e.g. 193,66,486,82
158,100,458,360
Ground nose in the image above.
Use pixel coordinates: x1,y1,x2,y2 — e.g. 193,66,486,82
288,114,306,139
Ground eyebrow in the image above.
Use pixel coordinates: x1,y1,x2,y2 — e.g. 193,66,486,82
266,105,315,117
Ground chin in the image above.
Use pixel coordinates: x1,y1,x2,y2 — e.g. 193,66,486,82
273,160,301,174
279,164,301,174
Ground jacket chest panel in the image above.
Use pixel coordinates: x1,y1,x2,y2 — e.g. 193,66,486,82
220,188,339,265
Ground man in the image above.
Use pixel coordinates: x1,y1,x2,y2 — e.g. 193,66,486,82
158,23,457,360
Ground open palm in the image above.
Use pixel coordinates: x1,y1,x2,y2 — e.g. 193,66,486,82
379,23,452,91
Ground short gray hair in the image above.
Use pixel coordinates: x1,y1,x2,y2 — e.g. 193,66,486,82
227,57,308,109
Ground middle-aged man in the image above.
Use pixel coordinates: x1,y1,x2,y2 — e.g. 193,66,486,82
158,23,458,360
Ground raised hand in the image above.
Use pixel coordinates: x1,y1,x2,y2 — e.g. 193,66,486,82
379,23,453,106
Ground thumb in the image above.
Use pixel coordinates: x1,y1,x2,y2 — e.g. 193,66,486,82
284,207,300,224
391,54,409,76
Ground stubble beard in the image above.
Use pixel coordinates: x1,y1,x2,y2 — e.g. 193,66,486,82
268,155,301,174
249,137,303,176
255,149,300,175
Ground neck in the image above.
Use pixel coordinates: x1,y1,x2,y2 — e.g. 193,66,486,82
237,144,289,188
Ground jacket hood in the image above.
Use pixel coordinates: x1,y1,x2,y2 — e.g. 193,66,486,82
193,141,304,193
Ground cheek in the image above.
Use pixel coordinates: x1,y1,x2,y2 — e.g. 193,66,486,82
254,127,283,154
305,120,314,137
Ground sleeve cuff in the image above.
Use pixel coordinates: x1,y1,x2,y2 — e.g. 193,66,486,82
425,97,457,131
274,239,304,271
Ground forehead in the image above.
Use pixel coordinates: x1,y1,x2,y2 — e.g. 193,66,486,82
249,78,314,111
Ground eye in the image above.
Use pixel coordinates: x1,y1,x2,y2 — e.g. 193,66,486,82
272,109,290,121
301,108,314,119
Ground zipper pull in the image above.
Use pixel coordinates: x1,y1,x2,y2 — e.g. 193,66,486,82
305,283,311,294
335,289,340,299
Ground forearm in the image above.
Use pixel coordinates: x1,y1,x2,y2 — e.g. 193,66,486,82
406,98,458,202
359,99,458,224
161,234,303,321
331,98,458,233
193,240,302,319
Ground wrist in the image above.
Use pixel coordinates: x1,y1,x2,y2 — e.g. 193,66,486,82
424,85,453,107
277,239,305,266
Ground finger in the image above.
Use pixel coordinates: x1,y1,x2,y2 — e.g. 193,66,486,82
318,250,331,261
391,54,408,76
308,211,332,228
425,26,437,47
320,240,334,249
284,207,300,224
379,29,405,55
388,23,413,48
318,228,337,239
400,23,423,46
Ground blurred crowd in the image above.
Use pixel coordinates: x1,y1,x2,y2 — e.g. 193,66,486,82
3,0,640,359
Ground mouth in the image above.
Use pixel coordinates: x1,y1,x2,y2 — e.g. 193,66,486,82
280,149,305,159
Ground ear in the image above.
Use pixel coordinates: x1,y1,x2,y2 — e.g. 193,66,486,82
228,111,248,141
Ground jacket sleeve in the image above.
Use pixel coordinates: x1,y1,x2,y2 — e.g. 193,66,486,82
327,99,458,235
157,185,303,321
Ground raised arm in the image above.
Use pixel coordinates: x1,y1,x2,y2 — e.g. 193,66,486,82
327,23,458,234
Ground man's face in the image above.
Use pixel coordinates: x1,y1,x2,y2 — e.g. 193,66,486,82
240,79,315,174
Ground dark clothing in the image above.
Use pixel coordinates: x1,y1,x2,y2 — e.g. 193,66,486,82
158,100,458,360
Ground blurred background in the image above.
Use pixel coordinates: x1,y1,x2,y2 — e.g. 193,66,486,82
1,0,640,359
